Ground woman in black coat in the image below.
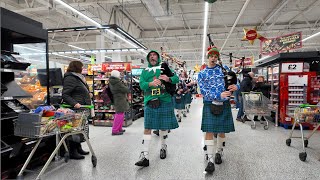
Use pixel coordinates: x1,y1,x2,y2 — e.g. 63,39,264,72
62,61,91,160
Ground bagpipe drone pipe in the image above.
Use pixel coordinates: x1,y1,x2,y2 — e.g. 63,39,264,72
207,34,238,91
160,61,176,96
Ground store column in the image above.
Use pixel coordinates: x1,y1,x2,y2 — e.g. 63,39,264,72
96,35,105,64
112,42,121,62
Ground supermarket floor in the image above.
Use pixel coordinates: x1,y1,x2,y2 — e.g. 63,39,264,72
26,98,320,180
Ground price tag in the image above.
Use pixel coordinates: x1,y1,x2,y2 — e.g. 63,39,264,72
281,62,303,73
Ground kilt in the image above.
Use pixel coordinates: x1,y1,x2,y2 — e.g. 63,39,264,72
144,101,179,130
173,95,186,109
184,92,192,104
201,101,235,133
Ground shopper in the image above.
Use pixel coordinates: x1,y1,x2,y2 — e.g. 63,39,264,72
62,60,91,160
236,72,254,122
174,76,188,122
135,50,179,167
198,46,238,173
183,71,193,112
252,76,271,121
109,70,130,136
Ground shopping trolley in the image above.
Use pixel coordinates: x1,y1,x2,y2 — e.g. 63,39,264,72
242,92,273,130
285,104,320,162
15,105,97,180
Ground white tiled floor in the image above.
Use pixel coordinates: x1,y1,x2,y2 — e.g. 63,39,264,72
25,97,320,180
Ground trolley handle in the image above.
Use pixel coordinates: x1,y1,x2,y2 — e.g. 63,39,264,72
61,104,94,109
299,104,320,108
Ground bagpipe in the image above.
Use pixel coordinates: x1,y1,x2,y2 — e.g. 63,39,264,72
207,34,238,91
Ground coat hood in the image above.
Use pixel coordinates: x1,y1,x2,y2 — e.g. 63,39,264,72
146,50,161,67
109,76,121,85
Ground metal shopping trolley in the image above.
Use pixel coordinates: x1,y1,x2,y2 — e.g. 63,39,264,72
242,92,273,130
285,104,320,161
15,106,97,180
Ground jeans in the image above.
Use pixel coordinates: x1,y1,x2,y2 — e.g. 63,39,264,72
237,96,244,119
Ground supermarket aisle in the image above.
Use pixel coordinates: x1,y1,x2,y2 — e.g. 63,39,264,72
26,98,320,180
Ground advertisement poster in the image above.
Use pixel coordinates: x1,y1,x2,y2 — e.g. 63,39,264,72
101,62,132,72
260,32,302,56
234,56,254,67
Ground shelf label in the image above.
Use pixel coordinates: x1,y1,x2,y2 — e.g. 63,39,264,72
281,62,303,73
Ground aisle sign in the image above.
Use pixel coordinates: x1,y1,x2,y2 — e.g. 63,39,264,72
281,62,303,73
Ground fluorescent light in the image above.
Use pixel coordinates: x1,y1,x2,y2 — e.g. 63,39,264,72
57,52,65,54
54,0,101,27
52,53,81,61
64,51,72,54
302,31,320,42
201,2,209,64
64,29,74,32
76,28,86,31
85,50,93,53
87,27,98,30
68,44,85,50
47,30,53,33
106,29,138,48
55,29,64,32
114,49,121,52
129,49,137,52
100,50,106,53
71,51,78,54
92,50,99,53
121,49,129,52
78,51,85,53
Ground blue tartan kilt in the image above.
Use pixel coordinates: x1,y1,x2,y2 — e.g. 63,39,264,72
201,101,235,133
144,100,179,130
173,95,185,109
184,92,192,104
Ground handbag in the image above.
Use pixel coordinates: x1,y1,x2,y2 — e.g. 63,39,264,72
147,98,160,109
210,101,224,115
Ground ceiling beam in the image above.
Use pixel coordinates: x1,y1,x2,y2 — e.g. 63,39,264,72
288,0,320,25
259,0,291,28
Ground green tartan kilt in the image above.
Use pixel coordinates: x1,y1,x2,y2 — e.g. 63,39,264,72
184,92,192,104
201,101,235,133
144,100,179,130
173,95,186,109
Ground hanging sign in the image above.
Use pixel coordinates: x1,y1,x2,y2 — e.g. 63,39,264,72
91,64,102,71
234,56,254,67
241,27,265,45
281,62,303,73
260,32,302,56
101,62,132,72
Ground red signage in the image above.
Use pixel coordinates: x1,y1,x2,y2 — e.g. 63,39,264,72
260,32,302,56
101,62,132,72
234,57,254,67
246,30,257,40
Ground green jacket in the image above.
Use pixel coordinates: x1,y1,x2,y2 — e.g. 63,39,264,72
109,76,130,113
140,50,179,105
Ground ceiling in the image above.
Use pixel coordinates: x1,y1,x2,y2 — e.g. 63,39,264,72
1,0,320,68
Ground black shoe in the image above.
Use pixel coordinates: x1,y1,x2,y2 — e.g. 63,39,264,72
215,152,222,164
205,162,215,173
178,117,181,122
160,145,167,159
77,143,89,155
135,152,149,167
112,132,124,136
222,142,226,147
153,130,159,136
69,142,85,160
120,129,126,133
183,113,187,117
203,145,207,151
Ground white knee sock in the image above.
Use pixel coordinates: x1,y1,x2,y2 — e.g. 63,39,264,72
142,134,151,159
216,136,225,153
213,135,217,147
205,140,214,163
159,130,168,148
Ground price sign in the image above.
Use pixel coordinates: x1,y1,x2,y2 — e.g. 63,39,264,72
281,62,303,73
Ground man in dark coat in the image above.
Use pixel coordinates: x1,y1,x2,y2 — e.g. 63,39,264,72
236,72,254,121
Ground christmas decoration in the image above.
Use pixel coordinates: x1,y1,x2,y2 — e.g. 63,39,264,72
241,27,265,45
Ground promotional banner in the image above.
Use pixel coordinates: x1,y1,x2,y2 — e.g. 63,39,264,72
234,56,254,68
101,62,132,72
260,32,302,56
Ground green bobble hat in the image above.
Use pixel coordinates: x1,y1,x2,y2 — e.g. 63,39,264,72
207,46,220,58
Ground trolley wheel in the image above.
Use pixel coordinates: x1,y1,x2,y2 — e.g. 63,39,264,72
286,139,291,146
92,155,97,167
299,152,307,162
263,125,269,130
304,140,308,147
64,152,70,163
222,142,226,147
251,124,256,129
16,175,23,180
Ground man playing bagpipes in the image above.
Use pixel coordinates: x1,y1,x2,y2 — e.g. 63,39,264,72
198,46,239,173
135,50,179,167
